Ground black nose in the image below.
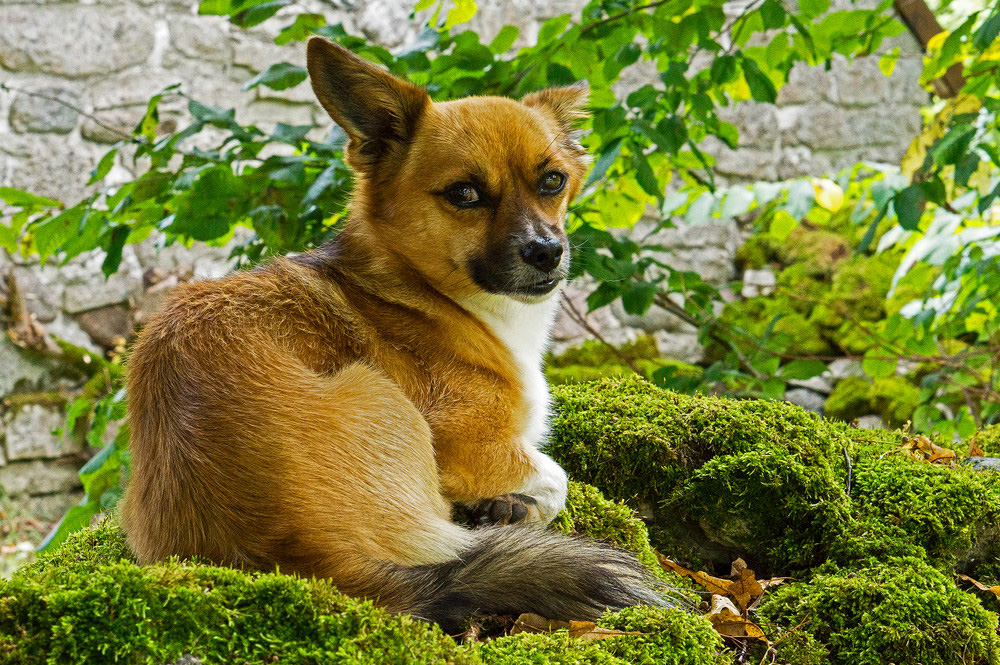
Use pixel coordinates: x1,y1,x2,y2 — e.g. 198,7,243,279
520,237,563,272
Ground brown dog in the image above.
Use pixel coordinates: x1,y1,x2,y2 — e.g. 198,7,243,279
121,37,665,633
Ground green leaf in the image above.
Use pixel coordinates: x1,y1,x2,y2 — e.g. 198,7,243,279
444,0,477,30
862,349,897,380
585,138,622,187
168,166,249,241
685,192,715,225
799,0,830,19
632,153,660,198
893,185,925,230
621,282,658,315
538,13,571,45
243,62,308,91
490,25,519,53
414,0,436,10
973,10,1000,50
0,187,61,209
101,226,130,276
88,148,118,186
710,55,738,84
769,209,798,241
271,123,312,145
878,47,900,76
275,13,325,45
232,0,290,27
779,359,827,380
741,58,777,103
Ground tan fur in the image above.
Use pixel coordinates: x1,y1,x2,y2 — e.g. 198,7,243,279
121,38,659,624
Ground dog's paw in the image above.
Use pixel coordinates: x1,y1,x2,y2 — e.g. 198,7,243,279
458,494,540,526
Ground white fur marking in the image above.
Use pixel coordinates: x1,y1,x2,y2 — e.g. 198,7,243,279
460,286,569,522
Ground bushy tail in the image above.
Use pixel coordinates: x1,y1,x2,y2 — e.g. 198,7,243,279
370,527,681,635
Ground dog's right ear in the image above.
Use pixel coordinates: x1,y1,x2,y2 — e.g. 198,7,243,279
307,37,429,170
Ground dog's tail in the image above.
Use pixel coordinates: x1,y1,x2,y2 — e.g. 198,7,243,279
369,526,680,635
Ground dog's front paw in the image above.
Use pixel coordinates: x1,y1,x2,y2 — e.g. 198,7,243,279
458,494,540,526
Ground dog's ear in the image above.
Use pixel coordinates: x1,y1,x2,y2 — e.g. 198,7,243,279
521,82,590,133
307,37,429,170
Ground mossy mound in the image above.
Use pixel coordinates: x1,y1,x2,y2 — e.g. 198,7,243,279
757,558,1000,665
549,376,854,572
545,336,700,386
824,375,921,427
0,482,723,665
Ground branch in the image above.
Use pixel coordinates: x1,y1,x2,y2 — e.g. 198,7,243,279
580,0,675,35
559,291,644,375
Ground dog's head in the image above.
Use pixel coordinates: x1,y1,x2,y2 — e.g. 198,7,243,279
307,37,589,303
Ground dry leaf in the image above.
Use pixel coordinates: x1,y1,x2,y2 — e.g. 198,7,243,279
510,614,641,641
728,566,765,612
957,574,1000,601
969,440,985,457
898,435,956,465
657,553,731,596
704,595,768,643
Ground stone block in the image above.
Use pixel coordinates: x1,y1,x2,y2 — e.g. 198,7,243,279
0,336,54,397
9,85,79,134
2,403,83,461
74,304,132,348
776,62,833,106
169,15,233,64
0,458,82,497
0,133,103,202
653,330,704,364
829,55,888,107
0,6,155,77
10,265,59,322
791,104,922,152
717,103,781,150
785,387,826,414
81,109,139,144
59,249,144,314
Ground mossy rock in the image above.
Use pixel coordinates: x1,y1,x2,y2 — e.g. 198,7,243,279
824,376,920,428
0,483,723,665
708,296,831,362
972,424,1000,455
757,558,1000,665
784,228,852,278
549,376,853,573
545,336,701,387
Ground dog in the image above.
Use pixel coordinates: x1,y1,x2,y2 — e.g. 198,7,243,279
120,36,666,634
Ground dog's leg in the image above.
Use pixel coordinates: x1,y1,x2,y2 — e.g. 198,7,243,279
456,445,567,526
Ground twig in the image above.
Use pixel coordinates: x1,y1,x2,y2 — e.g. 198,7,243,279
559,291,644,375
580,0,675,35
843,447,852,496
0,83,131,140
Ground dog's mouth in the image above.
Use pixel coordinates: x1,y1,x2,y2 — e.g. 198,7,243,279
517,277,560,296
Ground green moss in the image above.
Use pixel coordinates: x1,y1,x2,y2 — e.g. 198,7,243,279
547,337,660,369
972,424,1000,455
712,296,830,360
824,377,920,428
809,253,898,335
735,233,785,270
757,558,1000,665
784,229,852,278
774,263,826,315
549,376,852,573
545,337,701,387
2,530,472,665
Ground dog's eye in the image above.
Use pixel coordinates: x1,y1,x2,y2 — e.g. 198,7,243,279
539,171,567,195
444,182,482,208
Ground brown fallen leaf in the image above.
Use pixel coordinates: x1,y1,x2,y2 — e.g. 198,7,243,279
704,594,768,643
509,614,642,641
727,560,764,612
969,440,985,457
657,553,731,596
896,435,957,465
957,574,1000,601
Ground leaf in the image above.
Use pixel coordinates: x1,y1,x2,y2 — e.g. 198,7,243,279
812,178,843,212
489,25,519,53
585,138,622,187
0,187,62,209
973,10,1000,50
414,0,435,10
231,0,290,28
509,614,642,640
878,47,900,76
621,282,658,316
741,58,777,104
271,123,312,145
275,13,325,45
444,0,477,30
893,185,925,230
88,148,118,186
768,210,798,241
657,554,731,596
779,359,827,380
862,349,897,379
705,595,768,642
957,574,1000,601
243,62,308,91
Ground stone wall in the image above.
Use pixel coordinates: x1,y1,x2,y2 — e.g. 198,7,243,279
0,0,929,547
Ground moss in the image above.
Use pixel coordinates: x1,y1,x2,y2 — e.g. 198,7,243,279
545,337,701,387
2,532,473,665
712,296,831,360
784,229,852,278
823,377,873,423
971,424,1000,455
774,263,826,315
549,376,853,573
809,253,898,334
824,377,920,428
757,558,1000,665
735,234,785,271
547,337,660,369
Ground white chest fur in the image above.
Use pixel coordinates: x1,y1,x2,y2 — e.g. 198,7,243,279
460,288,569,522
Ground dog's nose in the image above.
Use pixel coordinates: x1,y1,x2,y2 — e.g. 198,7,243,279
520,238,563,272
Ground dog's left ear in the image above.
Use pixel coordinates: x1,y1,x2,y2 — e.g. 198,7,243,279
307,37,429,171
521,82,590,134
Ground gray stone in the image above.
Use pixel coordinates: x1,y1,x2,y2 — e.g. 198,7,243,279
81,109,138,145
613,301,697,334
740,268,776,298
0,458,82,497
74,305,132,348
788,373,834,395
0,336,52,397
9,86,79,134
170,15,233,64
776,62,832,105
0,134,103,202
0,6,155,77
828,358,865,380
829,55,888,108
717,103,780,150
784,388,826,414
59,249,144,314
45,312,104,353
856,414,886,430
550,281,626,345
3,403,83,461
653,330,704,364
10,265,59,322
358,0,416,48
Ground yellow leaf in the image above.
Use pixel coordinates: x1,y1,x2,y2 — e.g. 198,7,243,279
926,31,948,53
444,0,477,29
812,178,844,212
